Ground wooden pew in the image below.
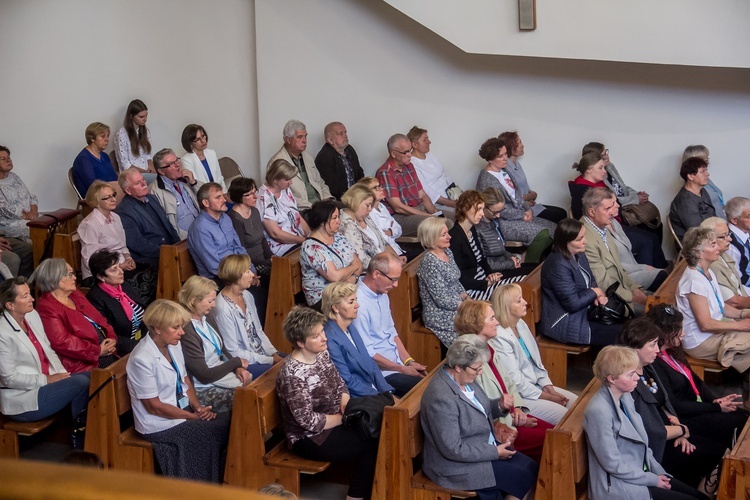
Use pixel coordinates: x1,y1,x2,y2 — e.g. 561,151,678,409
224,361,329,495
718,419,750,500
388,252,443,372
372,361,476,499
264,248,302,353
52,232,82,275
536,377,601,500
0,413,60,458
155,240,197,301
644,258,726,379
26,208,80,268
519,263,590,389
84,355,155,473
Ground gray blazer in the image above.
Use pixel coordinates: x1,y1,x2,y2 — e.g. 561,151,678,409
608,219,661,289
420,367,505,491
583,384,665,499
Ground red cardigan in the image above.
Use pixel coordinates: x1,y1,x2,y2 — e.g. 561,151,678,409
36,290,117,374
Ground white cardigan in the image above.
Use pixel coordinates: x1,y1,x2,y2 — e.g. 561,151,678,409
492,319,553,400
0,310,66,415
181,148,226,190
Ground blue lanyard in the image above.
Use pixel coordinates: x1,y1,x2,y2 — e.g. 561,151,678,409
517,335,533,361
166,350,184,398
696,267,725,316
193,321,225,360
706,182,724,208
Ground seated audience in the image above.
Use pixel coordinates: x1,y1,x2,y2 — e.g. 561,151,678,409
648,304,750,447
619,317,721,494
683,145,725,218
340,184,398,269
569,151,607,220
584,346,702,499
0,277,90,423
276,306,378,500
456,300,554,464
416,217,466,348
726,196,750,288
71,122,117,196
0,145,36,277
499,131,567,224
476,187,550,267
300,200,362,308
582,188,649,310
211,254,281,379
540,219,622,346
669,157,716,242
78,181,135,281
114,99,154,173
31,258,117,373
149,148,201,239
476,138,554,251
352,252,426,397
259,159,310,256
491,284,577,425
701,217,750,309
86,250,146,355
450,190,525,301
421,335,538,499
408,126,458,218
180,124,226,190
356,176,405,257
267,120,332,210
376,133,441,237
676,227,750,391
315,121,364,200
126,299,230,483
322,282,394,397
227,177,272,274
178,276,251,414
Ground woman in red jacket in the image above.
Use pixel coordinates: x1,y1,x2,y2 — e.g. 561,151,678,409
31,258,117,373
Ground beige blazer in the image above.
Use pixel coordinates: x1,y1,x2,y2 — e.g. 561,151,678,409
582,218,639,304
267,146,332,210
0,310,66,415
711,254,748,301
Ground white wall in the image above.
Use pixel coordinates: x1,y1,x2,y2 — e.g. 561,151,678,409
256,0,750,256
0,0,258,212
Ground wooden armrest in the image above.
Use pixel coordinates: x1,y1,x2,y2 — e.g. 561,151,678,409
396,236,420,244
26,209,80,229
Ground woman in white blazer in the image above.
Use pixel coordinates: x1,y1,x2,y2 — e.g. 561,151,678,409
0,277,89,422
180,124,226,190
491,283,577,425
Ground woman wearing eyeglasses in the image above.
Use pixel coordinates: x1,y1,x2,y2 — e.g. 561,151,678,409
180,124,226,190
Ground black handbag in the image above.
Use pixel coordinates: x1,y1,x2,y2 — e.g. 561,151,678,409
342,391,395,439
71,374,115,450
588,281,634,325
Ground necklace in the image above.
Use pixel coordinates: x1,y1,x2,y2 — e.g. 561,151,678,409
639,374,658,394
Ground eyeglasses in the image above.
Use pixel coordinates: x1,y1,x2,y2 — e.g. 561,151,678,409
100,194,116,201
716,233,732,241
192,135,208,143
159,159,181,169
487,207,503,215
372,185,384,191
243,190,258,197
378,270,400,283
464,364,483,373
393,148,413,156
602,149,610,155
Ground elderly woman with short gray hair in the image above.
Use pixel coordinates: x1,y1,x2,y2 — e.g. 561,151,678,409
678,227,750,400
32,258,117,373
420,334,537,500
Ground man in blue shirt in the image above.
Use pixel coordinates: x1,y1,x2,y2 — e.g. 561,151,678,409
351,252,426,396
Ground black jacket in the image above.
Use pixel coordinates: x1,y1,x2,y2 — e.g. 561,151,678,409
314,143,364,199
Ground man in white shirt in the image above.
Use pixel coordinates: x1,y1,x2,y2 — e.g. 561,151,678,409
726,196,750,291
407,126,458,220
351,252,426,396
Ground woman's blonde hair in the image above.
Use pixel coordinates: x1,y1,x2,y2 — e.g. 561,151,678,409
454,299,491,335
491,283,523,329
341,184,375,213
178,276,218,314
143,299,191,332
217,254,252,286
321,282,358,320
265,159,297,185
417,217,448,250
592,345,639,384
85,180,116,208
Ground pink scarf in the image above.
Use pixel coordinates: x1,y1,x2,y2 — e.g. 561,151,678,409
99,283,135,321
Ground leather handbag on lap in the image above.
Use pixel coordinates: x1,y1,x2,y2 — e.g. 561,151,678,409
588,281,634,325
342,391,395,439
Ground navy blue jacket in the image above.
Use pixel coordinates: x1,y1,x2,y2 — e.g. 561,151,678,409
116,194,180,266
323,319,393,397
540,251,598,344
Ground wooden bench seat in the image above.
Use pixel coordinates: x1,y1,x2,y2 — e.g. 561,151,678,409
224,361,329,495
156,239,197,301
84,355,155,473
372,361,476,499
536,376,601,500
264,248,303,353
718,418,750,500
0,414,60,458
520,263,590,388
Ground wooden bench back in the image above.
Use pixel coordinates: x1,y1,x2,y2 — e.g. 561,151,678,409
519,263,543,335
265,248,302,353
645,258,687,311
156,239,197,301
85,356,130,467
53,232,82,274
536,377,601,499
717,419,750,499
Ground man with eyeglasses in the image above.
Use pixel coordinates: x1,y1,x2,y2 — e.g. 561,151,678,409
351,252,426,397
266,119,332,210
314,122,364,200
726,196,750,290
376,133,443,237
149,148,202,239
